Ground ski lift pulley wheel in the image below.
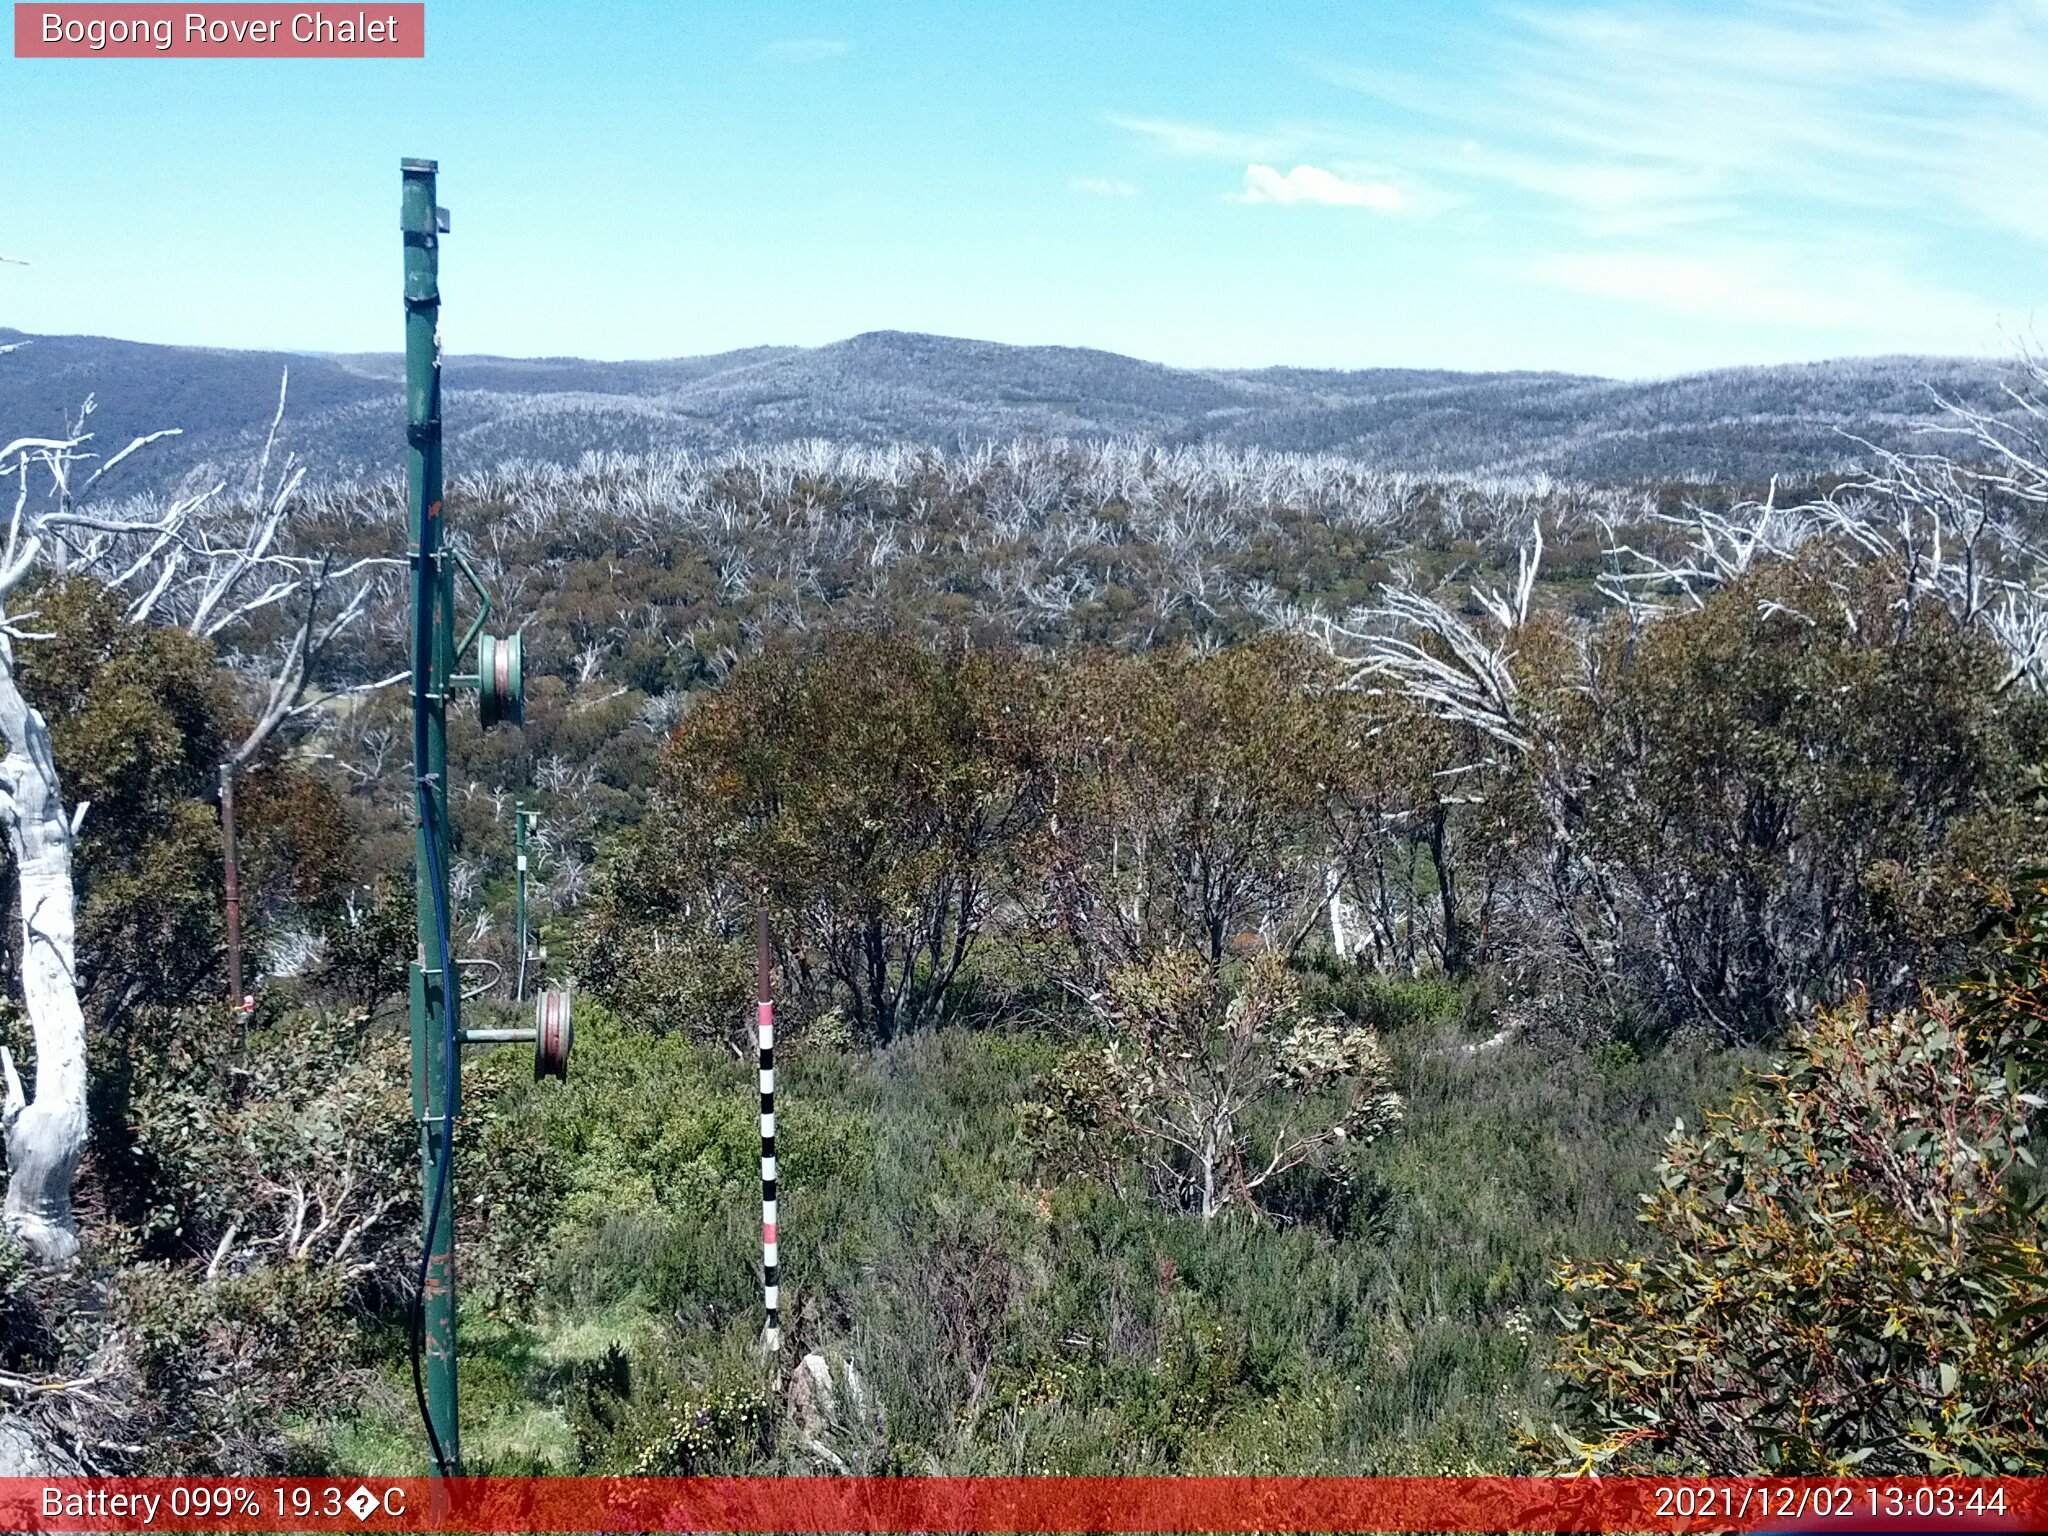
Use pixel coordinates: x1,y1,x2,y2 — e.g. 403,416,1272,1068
535,987,573,1080
478,631,524,729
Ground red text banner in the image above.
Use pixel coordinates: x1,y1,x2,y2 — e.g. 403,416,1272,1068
0,1477,2044,1533
14,4,424,57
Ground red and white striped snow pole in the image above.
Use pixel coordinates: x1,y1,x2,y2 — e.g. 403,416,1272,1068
758,905,779,1356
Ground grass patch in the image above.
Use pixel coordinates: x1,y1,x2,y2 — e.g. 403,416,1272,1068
337,994,1754,1474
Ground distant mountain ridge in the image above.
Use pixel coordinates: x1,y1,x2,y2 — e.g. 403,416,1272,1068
0,326,2019,494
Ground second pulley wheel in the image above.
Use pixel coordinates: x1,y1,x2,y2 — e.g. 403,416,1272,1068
478,631,524,729
535,987,572,1080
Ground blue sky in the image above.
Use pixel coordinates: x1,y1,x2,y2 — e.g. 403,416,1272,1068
2,0,2042,376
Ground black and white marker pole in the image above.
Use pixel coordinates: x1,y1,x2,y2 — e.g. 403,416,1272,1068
758,905,779,1357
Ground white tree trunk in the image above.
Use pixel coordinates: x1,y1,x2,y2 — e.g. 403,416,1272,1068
0,662,85,1269
1325,863,1355,962
1198,1117,1229,1221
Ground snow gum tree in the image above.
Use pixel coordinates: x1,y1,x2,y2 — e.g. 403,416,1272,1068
1097,951,1402,1220
0,600,85,1266
0,368,383,1267
0,420,160,1265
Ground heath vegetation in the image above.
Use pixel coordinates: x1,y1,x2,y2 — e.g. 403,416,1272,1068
0,354,2043,1473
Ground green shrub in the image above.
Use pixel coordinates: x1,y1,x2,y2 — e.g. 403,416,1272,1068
1543,993,2047,1473
114,1258,364,1471
423,1007,1750,1476
1552,557,2048,1041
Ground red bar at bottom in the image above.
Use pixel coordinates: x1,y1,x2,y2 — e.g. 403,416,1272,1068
3,1477,2045,1533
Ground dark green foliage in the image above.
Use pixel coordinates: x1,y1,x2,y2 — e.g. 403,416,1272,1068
585,631,1037,1041
1552,556,2048,1040
1028,636,1352,977
460,1004,873,1321
565,905,750,1046
1958,859,2048,1080
15,410,2048,1481
587,633,1382,1044
230,761,357,938
119,1009,415,1272
11,577,235,1028
91,1010,416,1470
115,1256,365,1471
5,575,361,1029
0,1226,92,1381
313,880,416,1025
588,588,2045,1052
1544,877,2048,1473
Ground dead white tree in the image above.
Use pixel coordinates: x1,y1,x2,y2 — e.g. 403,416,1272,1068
1596,479,1812,618
1310,518,1634,1009
1311,525,1545,803
0,363,396,1264
0,535,87,1265
1598,371,2048,698
65,375,404,1012
175,379,404,1012
0,417,204,1266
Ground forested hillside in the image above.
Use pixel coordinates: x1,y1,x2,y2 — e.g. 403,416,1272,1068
0,327,2026,492
0,365,2043,1476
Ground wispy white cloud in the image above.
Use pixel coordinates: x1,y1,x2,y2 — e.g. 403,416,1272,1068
1071,176,1139,197
1105,116,1428,211
1514,245,1999,345
1106,115,1296,162
1306,1,2045,347
1093,3,2031,353
1323,1,2048,245
1238,164,1405,211
759,38,851,64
